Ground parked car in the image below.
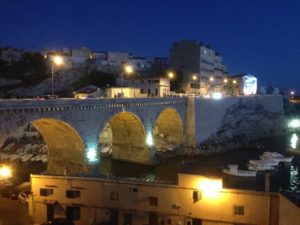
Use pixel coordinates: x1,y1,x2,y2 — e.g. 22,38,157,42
18,191,30,204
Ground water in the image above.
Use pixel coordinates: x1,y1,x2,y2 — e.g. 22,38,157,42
5,134,300,193
99,134,300,192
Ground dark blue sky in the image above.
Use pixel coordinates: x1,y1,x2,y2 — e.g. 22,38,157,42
0,0,300,91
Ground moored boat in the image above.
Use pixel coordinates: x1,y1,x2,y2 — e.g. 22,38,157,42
248,164,276,171
223,164,257,177
260,151,293,163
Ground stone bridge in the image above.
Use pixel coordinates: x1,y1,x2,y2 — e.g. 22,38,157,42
0,97,195,175
0,95,284,176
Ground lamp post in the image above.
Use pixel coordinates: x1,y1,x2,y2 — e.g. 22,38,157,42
121,64,134,98
192,75,197,94
167,72,175,96
51,55,63,97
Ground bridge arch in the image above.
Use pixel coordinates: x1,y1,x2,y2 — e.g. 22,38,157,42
153,108,184,150
30,118,86,175
99,111,153,164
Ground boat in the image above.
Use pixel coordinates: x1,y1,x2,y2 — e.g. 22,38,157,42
260,151,293,163
249,159,279,167
223,164,257,177
248,164,276,171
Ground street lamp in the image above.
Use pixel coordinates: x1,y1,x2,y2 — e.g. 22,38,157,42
168,72,174,79
51,55,64,97
121,64,134,97
0,165,12,179
191,75,198,94
167,72,175,96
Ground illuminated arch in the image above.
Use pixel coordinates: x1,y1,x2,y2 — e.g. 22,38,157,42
31,118,86,175
154,108,184,149
99,112,150,164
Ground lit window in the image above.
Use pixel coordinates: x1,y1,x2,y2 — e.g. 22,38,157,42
234,205,244,215
149,197,158,206
111,192,119,201
66,190,81,198
40,188,53,196
66,206,80,220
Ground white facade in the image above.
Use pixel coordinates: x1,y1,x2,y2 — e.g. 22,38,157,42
117,77,171,97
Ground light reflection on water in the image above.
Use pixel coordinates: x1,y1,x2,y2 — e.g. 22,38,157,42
289,165,299,192
290,133,298,149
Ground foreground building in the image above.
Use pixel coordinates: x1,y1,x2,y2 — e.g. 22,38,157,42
30,172,300,225
169,40,228,94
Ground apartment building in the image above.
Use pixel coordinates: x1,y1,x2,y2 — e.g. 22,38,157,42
30,172,299,225
169,40,227,94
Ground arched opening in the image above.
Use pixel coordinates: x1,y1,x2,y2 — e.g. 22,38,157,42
99,112,152,164
32,118,86,175
0,118,86,179
153,108,184,151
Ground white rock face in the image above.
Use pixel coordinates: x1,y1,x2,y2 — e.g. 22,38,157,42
204,98,286,146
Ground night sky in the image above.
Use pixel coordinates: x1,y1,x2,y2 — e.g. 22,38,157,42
0,0,300,91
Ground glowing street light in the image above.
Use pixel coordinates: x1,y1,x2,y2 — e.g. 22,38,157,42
233,80,237,84
50,55,64,97
121,64,134,97
190,75,198,94
168,72,174,79
223,78,228,83
0,165,12,179
209,77,214,82
124,64,134,74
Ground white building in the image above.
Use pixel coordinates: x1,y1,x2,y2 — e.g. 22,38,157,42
117,77,171,97
169,40,228,94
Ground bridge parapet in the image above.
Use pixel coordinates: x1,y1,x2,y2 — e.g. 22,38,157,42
0,97,186,111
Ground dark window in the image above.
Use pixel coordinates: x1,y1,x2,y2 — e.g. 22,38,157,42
233,205,245,215
66,190,81,198
149,213,158,225
130,188,138,192
192,219,202,225
149,197,158,206
193,190,201,202
66,206,80,220
186,221,191,225
111,210,118,225
123,213,132,225
40,188,53,196
111,192,119,201
167,219,171,225
46,204,54,221
140,80,144,84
